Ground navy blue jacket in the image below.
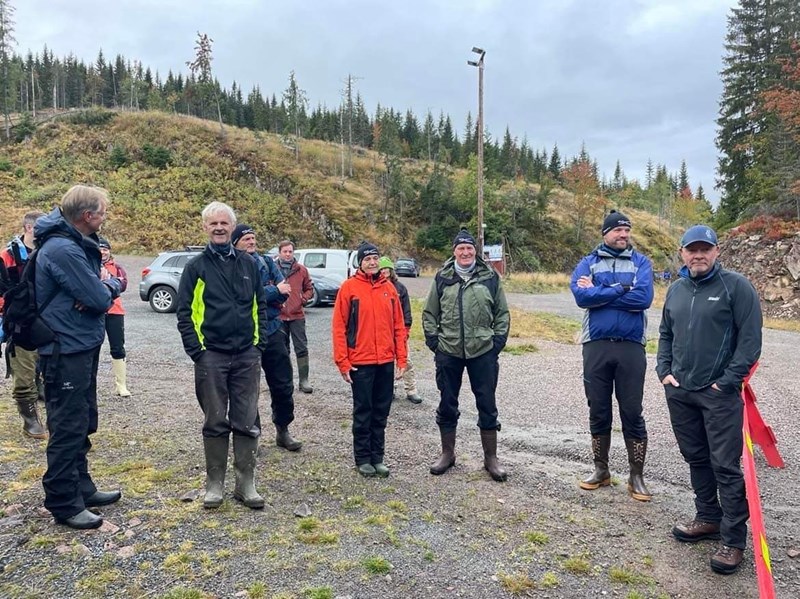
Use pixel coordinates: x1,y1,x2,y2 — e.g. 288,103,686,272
34,207,121,356
255,254,288,336
570,244,653,345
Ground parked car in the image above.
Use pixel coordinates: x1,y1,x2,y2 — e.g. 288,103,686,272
293,248,358,281
139,248,202,313
394,257,421,277
305,273,341,307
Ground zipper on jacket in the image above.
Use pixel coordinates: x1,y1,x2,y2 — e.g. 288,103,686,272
458,280,466,359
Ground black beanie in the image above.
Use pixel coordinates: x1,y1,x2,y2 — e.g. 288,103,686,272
452,228,477,249
356,241,380,265
231,224,255,247
601,210,632,235
97,236,111,250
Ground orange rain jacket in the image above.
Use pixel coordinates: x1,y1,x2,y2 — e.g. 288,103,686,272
332,269,408,374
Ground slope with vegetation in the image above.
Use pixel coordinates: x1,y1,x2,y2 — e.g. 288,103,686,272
0,109,681,269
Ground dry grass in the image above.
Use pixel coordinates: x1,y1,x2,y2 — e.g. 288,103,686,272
764,317,800,332
503,272,571,294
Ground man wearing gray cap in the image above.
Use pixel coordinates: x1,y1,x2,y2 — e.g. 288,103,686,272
657,224,762,575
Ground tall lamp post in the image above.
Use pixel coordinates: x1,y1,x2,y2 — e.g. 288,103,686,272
467,46,486,256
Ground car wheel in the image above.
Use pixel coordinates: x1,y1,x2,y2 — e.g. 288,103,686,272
305,286,319,308
149,285,177,313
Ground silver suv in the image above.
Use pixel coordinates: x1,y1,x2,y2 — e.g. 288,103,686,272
139,248,202,313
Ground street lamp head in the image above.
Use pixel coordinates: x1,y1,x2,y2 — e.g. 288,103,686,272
472,47,485,55
467,60,479,67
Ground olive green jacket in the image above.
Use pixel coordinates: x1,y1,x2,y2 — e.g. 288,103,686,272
422,257,510,359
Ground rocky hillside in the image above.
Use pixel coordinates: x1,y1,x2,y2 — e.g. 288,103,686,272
721,218,800,319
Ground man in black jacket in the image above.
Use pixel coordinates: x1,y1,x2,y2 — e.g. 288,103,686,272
177,202,269,510
657,224,762,575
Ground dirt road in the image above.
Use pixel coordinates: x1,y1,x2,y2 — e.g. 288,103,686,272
0,262,797,598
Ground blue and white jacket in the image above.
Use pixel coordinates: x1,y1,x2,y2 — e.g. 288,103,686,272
570,244,653,345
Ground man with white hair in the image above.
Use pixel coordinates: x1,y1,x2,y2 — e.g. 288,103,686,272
177,202,269,510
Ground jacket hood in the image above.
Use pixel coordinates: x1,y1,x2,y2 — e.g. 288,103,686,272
34,207,86,247
593,244,633,259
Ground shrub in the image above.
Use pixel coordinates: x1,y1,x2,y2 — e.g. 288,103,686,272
142,143,172,169
0,159,11,171
64,109,116,126
14,112,36,142
109,145,130,169
14,167,24,178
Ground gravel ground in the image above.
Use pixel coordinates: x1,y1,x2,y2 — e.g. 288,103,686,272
0,259,798,598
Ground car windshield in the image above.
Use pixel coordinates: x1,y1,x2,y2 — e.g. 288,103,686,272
396,260,413,266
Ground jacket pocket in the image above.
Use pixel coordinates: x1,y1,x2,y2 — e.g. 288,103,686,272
347,298,360,349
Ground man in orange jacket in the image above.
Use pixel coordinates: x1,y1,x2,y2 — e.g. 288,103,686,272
332,242,407,478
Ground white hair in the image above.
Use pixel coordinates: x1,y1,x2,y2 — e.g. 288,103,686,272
201,201,236,225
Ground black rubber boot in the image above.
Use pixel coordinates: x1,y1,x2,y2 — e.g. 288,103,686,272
625,437,652,502
18,400,47,439
276,425,303,452
480,429,507,482
232,435,264,509
579,434,611,490
297,356,313,394
202,436,229,509
429,429,456,475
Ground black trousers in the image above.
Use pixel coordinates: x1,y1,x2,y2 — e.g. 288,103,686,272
194,347,262,438
41,348,100,520
282,319,309,358
105,313,126,359
262,328,295,427
350,363,394,465
434,349,500,433
582,340,647,439
666,385,748,549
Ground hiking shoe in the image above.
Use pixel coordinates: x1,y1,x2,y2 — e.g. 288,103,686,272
710,545,744,574
406,393,422,404
373,463,390,478
672,520,721,543
357,464,377,478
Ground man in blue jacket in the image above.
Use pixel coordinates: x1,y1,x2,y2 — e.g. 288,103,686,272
657,225,762,575
570,210,654,502
232,224,302,452
35,185,123,530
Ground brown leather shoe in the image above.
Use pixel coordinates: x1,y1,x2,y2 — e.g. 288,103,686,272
672,519,721,543
710,544,744,574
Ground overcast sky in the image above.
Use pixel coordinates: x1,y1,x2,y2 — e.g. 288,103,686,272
15,0,736,203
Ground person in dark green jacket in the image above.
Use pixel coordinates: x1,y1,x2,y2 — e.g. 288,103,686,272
177,201,269,511
422,229,510,482
657,224,762,576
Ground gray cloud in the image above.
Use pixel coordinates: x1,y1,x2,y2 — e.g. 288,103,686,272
15,0,735,201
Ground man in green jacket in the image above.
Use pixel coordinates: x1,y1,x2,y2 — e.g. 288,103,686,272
422,229,510,482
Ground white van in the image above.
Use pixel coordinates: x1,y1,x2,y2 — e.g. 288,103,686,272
293,248,360,282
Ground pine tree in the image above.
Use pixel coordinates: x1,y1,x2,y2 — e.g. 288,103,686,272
716,0,800,224
678,159,690,195
186,32,223,134
548,143,561,182
282,70,308,161
0,0,15,140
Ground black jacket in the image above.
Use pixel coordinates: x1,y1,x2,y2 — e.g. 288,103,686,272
176,245,268,362
390,278,412,328
656,263,762,393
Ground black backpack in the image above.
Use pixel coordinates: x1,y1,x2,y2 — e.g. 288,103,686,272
1,243,58,351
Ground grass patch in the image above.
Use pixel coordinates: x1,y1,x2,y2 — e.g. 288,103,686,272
296,517,339,545
540,571,559,587
562,555,591,574
362,556,391,575
507,309,580,343
246,581,268,598
161,588,207,599
75,569,122,597
303,586,334,599
503,343,539,355
497,570,535,594
609,565,651,585
645,338,658,354
523,530,549,545
503,271,571,294
342,495,365,510
764,317,800,332
385,499,408,513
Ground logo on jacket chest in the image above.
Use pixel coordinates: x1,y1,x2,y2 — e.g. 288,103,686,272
707,296,720,301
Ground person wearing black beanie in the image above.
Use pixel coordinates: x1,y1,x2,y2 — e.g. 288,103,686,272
356,241,380,267
570,209,654,503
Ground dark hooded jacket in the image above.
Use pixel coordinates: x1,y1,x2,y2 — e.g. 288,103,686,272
33,207,121,356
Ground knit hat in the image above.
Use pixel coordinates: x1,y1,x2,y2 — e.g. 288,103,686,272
680,224,718,247
356,241,380,265
231,224,255,247
97,237,111,250
452,228,477,249
601,210,632,235
378,256,394,270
